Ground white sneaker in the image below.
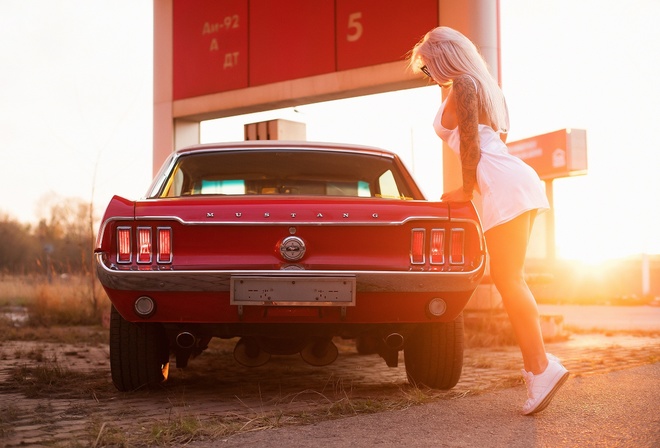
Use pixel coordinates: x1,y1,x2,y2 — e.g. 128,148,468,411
546,353,560,363
521,357,569,415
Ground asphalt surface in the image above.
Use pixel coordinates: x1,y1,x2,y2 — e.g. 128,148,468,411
539,304,660,332
203,363,660,447
2,305,659,447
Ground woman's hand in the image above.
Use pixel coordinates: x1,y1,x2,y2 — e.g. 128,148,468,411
441,187,473,203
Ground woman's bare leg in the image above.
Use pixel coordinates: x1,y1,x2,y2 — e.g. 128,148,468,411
485,211,547,374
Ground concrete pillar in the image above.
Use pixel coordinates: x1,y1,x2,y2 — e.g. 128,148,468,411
153,0,175,175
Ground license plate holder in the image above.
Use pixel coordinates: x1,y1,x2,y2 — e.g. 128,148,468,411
230,276,356,306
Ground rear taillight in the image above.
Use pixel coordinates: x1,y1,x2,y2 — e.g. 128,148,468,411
116,225,173,265
410,227,465,267
157,227,172,263
410,229,425,264
137,227,152,263
450,229,465,264
430,229,445,265
117,227,132,263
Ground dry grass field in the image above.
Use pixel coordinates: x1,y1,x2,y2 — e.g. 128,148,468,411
0,274,108,328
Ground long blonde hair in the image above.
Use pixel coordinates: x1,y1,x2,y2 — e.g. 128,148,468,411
409,27,509,132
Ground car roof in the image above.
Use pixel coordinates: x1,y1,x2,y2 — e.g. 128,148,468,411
174,140,397,159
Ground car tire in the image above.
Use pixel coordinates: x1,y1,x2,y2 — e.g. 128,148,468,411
403,314,464,390
109,305,170,391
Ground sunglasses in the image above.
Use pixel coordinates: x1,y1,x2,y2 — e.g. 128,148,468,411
421,65,452,88
420,65,432,78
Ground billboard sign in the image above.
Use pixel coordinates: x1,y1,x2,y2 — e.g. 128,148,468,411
508,128,588,180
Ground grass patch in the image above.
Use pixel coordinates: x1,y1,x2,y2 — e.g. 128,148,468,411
0,274,109,327
0,318,108,344
2,362,113,400
92,414,261,447
149,415,207,445
90,384,441,447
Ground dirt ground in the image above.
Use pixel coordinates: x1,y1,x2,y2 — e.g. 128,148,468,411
1,317,659,447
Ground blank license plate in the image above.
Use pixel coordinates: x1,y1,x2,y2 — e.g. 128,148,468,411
230,276,356,306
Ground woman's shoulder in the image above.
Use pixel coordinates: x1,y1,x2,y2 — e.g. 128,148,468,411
453,74,478,92
451,74,478,107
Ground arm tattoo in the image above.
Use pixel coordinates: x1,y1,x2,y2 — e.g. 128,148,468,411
454,75,480,194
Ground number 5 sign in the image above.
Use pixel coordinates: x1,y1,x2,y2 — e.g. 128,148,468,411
174,0,439,98
346,12,363,42
336,0,437,71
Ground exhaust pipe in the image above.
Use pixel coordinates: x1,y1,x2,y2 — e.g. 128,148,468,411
384,333,404,350
300,338,338,367
175,331,196,349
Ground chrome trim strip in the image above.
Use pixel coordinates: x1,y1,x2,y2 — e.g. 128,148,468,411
104,214,454,227
95,252,485,293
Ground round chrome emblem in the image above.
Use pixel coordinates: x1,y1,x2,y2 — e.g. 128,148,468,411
279,236,306,261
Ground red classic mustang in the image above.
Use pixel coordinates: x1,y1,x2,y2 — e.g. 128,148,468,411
95,141,485,391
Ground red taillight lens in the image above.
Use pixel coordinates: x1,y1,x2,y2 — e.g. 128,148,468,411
450,229,465,264
137,227,152,263
430,229,445,264
157,227,172,263
117,227,132,263
411,229,425,264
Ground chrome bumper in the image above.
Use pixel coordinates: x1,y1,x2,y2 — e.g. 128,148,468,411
95,253,485,293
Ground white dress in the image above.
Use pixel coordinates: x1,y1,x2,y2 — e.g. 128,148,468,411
433,96,549,232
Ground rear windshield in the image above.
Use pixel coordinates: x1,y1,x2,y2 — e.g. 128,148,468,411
156,150,416,200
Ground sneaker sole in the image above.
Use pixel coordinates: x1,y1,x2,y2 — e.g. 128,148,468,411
524,370,570,415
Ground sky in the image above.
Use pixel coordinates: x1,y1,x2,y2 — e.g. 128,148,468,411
1,0,659,263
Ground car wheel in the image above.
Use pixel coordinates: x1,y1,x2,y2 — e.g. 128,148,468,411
109,305,170,391
403,314,464,390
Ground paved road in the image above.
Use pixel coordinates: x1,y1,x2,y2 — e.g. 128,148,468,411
2,305,658,446
207,363,660,447
539,304,660,332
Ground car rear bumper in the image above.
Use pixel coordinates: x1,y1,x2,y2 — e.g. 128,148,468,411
95,252,485,294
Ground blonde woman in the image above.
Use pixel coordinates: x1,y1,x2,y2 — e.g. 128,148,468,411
409,26,568,415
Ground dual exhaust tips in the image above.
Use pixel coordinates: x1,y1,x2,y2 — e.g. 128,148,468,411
174,331,404,368
230,333,405,368
233,337,340,367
